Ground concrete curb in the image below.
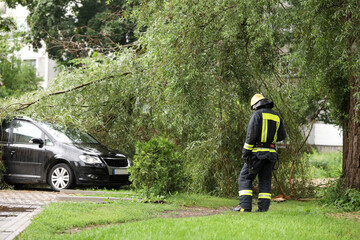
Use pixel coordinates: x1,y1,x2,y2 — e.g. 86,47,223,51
60,189,135,196
57,195,120,203
60,189,109,195
58,189,137,203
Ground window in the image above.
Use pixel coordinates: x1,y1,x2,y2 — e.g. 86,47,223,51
23,59,37,68
38,122,99,144
45,135,53,146
12,120,42,144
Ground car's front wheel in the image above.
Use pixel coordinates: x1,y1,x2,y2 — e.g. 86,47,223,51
48,163,74,191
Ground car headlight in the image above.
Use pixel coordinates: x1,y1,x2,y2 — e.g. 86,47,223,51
127,158,132,166
79,155,102,164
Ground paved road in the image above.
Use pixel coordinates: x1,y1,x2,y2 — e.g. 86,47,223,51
0,188,67,240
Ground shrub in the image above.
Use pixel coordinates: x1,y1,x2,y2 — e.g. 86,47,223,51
318,179,360,212
307,151,342,178
129,137,187,198
0,160,9,189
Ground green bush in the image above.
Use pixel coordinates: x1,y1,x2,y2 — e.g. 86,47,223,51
0,162,7,189
0,151,9,189
129,137,187,198
306,151,342,178
318,179,360,212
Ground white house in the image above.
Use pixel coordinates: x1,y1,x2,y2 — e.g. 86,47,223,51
305,123,343,152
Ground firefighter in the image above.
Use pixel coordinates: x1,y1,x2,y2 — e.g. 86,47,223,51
231,93,286,212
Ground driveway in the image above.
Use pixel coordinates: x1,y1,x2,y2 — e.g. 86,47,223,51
0,187,128,240
0,188,65,205
0,187,68,240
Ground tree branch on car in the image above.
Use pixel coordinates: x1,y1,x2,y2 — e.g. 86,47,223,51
3,71,131,112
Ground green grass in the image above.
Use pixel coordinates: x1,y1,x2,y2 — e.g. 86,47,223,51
71,204,360,240
17,193,360,240
166,193,236,208
18,200,175,239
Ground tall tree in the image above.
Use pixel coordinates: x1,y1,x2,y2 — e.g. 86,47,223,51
5,0,136,64
288,0,360,189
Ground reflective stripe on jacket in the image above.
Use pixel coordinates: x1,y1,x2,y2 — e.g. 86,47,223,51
242,108,286,161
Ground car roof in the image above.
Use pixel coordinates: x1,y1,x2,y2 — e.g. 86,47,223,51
12,116,34,121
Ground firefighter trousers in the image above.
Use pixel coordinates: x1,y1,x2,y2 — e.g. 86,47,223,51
238,157,275,211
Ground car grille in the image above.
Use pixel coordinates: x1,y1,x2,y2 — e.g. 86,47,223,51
102,157,129,167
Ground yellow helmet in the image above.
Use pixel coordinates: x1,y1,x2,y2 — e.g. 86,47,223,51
251,93,265,108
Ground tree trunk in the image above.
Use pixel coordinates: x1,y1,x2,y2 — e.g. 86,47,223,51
343,74,360,189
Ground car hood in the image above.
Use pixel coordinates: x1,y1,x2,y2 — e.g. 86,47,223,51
62,143,126,158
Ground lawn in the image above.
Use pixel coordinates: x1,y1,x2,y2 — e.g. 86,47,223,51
17,193,360,240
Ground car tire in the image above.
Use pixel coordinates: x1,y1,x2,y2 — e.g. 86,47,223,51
48,163,74,191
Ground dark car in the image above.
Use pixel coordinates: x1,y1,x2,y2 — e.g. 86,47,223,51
0,117,131,191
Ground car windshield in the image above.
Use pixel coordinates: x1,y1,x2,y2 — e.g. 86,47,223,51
38,122,99,144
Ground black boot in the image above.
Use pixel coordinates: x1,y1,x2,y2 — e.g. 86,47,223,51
255,208,268,212
231,205,251,212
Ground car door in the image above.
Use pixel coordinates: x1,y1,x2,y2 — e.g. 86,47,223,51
6,120,46,183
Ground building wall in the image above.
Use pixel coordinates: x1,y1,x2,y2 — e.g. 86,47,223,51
306,123,343,152
19,46,58,88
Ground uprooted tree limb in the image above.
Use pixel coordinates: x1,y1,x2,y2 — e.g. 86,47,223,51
1,71,131,112
0,71,132,187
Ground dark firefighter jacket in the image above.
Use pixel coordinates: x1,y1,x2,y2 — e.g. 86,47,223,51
242,106,286,162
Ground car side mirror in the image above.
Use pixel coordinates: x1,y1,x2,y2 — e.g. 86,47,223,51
30,138,44,147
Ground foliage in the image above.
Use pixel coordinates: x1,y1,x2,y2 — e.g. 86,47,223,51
0,15,15,32
0,32,43,98
306,151,342,178
282,0,352,126
0,0,314,197
0,1,16,31
0,0,344,197
0,157,8,189
319,179,360,212
285,0,360,190
132,0,311,197
5,0,137,64
129,137,187,198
